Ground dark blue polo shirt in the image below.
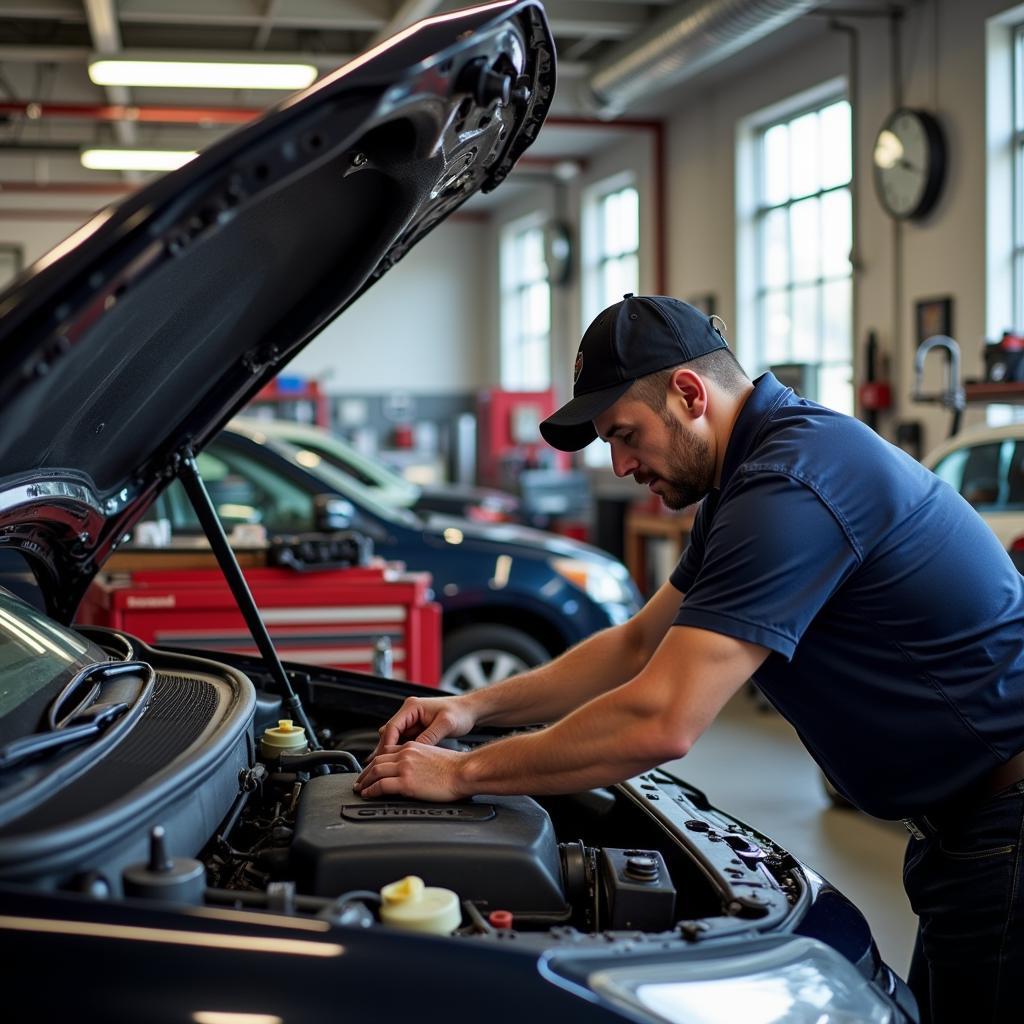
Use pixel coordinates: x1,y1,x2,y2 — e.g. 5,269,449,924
671,373,1024,819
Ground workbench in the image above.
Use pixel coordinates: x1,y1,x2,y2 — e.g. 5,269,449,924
624,504,697,594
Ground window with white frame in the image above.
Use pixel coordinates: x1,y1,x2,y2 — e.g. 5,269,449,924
500,218,551,391
1012,24,1024,330
581,181,640,467
594,184,639,310
985,11,1024,425
753,97,853,413
582,182,640,325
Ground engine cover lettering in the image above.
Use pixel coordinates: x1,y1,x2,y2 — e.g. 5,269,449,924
341,803,495,822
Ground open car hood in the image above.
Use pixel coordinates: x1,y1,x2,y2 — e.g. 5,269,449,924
0,0,554,620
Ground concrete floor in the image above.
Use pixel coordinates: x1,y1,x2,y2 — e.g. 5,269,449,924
663,690,918,976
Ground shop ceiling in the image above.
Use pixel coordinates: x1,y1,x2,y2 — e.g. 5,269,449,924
0,0,873,209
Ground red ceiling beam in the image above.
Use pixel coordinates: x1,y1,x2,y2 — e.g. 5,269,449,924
0,181,136,193
0,101,259,125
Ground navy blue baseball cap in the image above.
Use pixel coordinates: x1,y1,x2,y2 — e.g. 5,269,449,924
540,294,729,452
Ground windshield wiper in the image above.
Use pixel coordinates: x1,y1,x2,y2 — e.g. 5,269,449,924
0,701,130,771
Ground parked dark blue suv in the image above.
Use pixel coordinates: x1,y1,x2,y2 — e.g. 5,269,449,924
142,420,641,691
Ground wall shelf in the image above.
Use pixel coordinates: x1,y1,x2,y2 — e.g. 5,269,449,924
963,381,1024,403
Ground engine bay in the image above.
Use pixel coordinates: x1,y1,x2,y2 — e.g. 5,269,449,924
0,628,803,948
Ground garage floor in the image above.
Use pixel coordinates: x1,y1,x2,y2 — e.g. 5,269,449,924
664,692,918,975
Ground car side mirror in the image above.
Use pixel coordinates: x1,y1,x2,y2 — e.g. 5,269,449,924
313,493,355,532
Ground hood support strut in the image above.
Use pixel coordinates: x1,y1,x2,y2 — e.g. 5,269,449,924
178,448,320,749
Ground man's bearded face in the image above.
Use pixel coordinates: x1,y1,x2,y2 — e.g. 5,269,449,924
640,410,715,510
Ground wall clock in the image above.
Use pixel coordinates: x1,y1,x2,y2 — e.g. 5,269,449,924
872,108,947,221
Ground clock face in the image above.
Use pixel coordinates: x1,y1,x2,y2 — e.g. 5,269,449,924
873,109,945,219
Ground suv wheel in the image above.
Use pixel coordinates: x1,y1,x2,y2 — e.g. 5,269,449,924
441,625,550,693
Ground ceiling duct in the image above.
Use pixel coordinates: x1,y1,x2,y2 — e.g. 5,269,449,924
585,0,820,117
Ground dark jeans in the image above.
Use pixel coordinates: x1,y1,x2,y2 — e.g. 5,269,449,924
903,781,1024,1024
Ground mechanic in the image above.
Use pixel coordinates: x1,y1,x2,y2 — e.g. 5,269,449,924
356,293,1024,1024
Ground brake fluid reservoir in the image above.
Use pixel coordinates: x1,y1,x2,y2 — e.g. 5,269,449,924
379,875,461,935
260,719,308,758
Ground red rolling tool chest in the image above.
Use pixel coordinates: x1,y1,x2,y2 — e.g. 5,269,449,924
78,557,442,686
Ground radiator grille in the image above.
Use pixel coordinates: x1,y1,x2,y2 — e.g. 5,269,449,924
0,673,221,835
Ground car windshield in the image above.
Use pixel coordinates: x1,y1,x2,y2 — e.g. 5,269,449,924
261,436,424,528
0,590,108,734
263,428,422,512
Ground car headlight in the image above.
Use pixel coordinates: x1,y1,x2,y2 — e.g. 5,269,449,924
550,558,635,606
588,937,894,1024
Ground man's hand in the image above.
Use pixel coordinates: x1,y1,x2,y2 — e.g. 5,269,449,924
370,695,476,760
354,744,468,802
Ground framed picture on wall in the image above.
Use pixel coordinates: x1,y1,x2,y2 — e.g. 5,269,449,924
915,296,953,346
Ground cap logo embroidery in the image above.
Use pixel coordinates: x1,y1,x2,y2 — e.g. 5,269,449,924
573,346,584,384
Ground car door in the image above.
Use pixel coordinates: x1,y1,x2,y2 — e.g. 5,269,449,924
930,438,1024,548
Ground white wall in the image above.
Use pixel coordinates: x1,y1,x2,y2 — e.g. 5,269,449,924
286,218,490,394
0,214,99,274
0,192,491,397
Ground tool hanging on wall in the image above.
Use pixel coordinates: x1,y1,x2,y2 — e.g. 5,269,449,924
913,335,965,437
857,330,892,433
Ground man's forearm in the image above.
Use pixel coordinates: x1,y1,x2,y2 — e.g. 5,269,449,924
465,621,648,728
459,674,685,795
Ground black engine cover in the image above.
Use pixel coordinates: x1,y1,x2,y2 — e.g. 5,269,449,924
291,774,566,912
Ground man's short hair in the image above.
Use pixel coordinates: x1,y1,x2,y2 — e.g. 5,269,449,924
628,349,750,411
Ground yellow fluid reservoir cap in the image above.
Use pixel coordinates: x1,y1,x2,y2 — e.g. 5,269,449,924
260,719,308,757
379,875,461,936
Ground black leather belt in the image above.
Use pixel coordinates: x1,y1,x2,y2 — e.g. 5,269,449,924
903,749,1024,840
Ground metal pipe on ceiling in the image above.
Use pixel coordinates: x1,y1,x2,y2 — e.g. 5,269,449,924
585,0,821,116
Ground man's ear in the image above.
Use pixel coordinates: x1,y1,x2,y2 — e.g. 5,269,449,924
669,368,708,418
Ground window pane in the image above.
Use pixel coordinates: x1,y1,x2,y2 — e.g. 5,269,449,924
791,285,819,362
617,252,639,297
601,187,639,257
820,101,851,189
593,184,640,328
501,221,550,390
526,281,550,336
821,189,852,278
523,228,545,279
618,188,639,253
762,207,788,288
790,197,821,283
822,278,852,361
753,96,851,387
764,289,790,364
1017,30,1024,134
523,336,547,389
1017,141,1024,251
763,123,789,205
602,253,638,307
819,363,853,415
789,111,820,198
1017,249,1024,332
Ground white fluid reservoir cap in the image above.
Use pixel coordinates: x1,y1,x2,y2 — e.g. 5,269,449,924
379,875,461,935
259,719,308,757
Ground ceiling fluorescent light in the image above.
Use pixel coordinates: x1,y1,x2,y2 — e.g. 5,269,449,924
81,148,198,172
88,59,317,90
